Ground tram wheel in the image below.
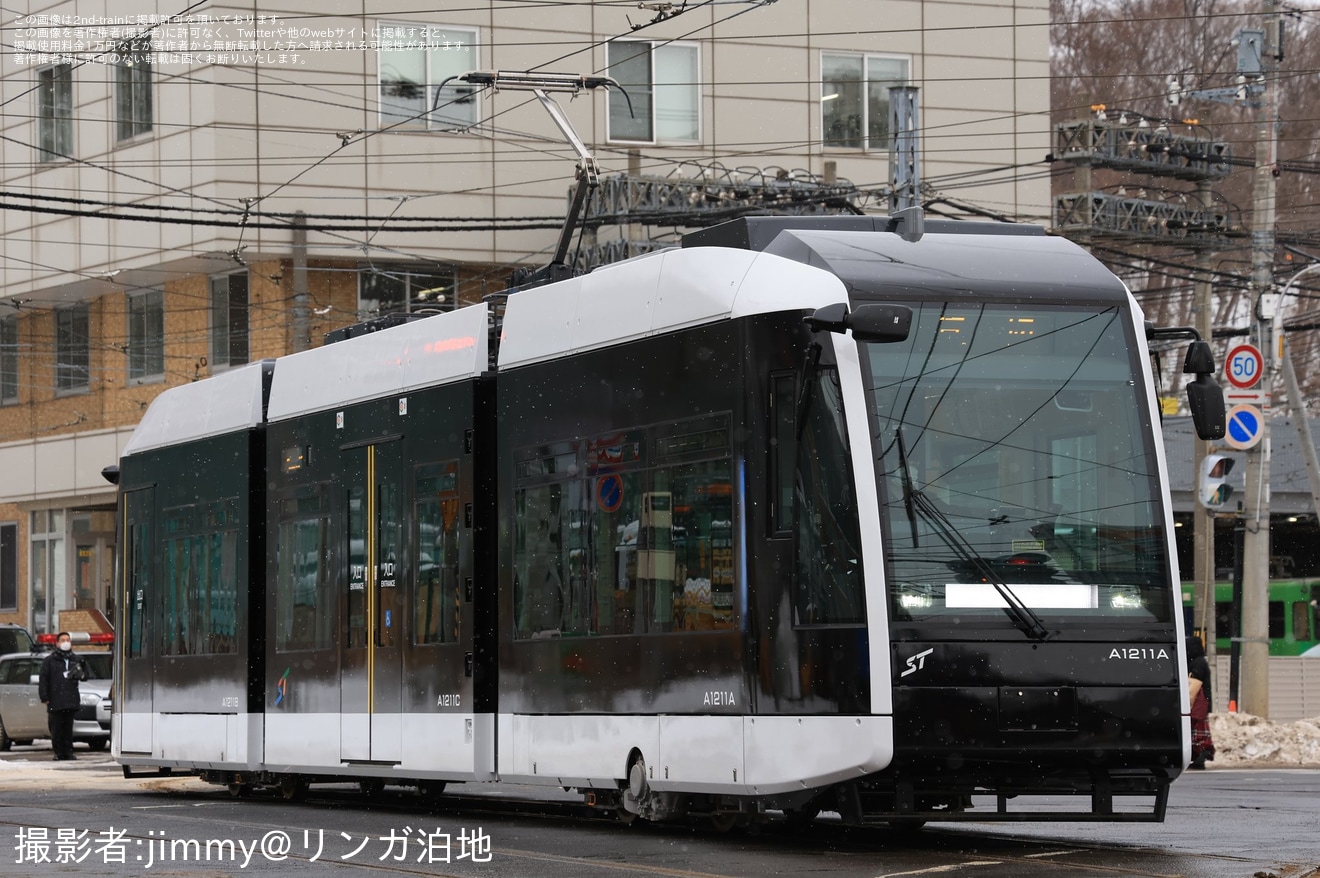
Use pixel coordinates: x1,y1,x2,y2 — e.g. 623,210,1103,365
227,783,250,798
417,780,446,802
708,812,740,833
614,807,637,826
279,775,306,801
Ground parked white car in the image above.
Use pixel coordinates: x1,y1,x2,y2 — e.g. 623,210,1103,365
0,651,112,751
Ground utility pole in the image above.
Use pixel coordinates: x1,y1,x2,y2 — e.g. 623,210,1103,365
1239,0,1281,718
291,211,309,353
1192,178,1216,657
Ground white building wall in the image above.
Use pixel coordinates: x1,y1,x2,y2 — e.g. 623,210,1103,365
2,0,1053,301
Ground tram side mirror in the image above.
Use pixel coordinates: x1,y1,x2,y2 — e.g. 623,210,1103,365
805,303,912,343
1183,341,1226,441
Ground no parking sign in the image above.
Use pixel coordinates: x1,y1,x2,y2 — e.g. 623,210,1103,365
1224,404,1263,450
596,474,624,512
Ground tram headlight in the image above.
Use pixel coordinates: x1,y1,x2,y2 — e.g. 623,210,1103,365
1109,589,1144,610
900,593,933,609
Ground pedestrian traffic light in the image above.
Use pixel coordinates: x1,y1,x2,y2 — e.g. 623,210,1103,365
1198,454,1235,510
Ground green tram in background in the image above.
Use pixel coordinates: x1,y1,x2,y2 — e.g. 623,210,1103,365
1181,580,1320,656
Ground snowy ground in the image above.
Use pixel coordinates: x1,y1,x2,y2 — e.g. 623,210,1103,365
1208,712,1320,767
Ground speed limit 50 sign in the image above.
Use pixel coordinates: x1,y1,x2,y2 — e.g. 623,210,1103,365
1225,343,1263,390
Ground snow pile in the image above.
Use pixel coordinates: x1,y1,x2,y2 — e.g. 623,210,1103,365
1209,712,1320,766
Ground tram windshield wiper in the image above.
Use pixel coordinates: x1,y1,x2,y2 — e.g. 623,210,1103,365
894,428,1050,641
908,490,1051,640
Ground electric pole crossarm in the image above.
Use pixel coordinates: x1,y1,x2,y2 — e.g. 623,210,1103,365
1053,116,1232,179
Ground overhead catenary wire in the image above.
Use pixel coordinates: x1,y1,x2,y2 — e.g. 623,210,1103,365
0,4,1315,292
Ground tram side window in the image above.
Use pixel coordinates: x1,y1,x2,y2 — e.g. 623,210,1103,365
512,421,734,639
662,462,734,632
415,461,461,645
124,499,151,659
770,372,796,533
795,367,864,625
377,472,402,650
1294,600,1313,642
276,496,332,652
591,471,639,636
1269,601,1284,640
161,500,240,656
515,481,573,639
347,485,367,649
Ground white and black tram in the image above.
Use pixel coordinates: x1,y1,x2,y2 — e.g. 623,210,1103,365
108,214,1224,825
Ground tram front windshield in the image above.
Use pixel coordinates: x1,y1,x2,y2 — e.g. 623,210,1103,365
865,302,1172,625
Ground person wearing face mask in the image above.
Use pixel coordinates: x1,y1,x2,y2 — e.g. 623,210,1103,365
38,632,89,761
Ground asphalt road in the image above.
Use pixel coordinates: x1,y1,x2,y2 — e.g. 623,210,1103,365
1,742,1317,878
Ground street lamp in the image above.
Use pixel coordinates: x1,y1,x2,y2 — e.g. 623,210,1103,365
1281,262,1320,306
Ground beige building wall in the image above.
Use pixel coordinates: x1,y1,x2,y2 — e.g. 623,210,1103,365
0,0,1052,632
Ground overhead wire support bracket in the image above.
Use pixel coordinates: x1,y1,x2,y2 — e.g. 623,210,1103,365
455,70,629,287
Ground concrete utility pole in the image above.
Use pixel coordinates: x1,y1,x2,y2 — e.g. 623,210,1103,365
1192,178,1216,656
292,211,310,353
1240,0,1281,718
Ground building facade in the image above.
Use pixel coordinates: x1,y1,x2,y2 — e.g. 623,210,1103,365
0,0,1051,634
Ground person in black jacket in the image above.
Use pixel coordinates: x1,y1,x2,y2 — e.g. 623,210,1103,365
38,633,88,761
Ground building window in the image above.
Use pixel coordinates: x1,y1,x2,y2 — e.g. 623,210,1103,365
210,273,249,371
359,265,457,317
1,523,16,612
55,303,89,394
37,63,74,161
114,41,153,141
127,290,164,384
821,53,909,150
607,41,699,143
378,24,477,130
30,510,65,636
0,315,17,405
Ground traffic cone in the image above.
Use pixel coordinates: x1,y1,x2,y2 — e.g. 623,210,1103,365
1228,699,1237,713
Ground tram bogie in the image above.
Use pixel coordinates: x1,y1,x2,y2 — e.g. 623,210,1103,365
110,214,1221,824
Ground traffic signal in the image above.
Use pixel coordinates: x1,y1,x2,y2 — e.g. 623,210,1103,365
1198,454,1235,510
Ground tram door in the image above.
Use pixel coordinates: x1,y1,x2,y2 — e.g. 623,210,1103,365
118,488,154,754
341,441,404,763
